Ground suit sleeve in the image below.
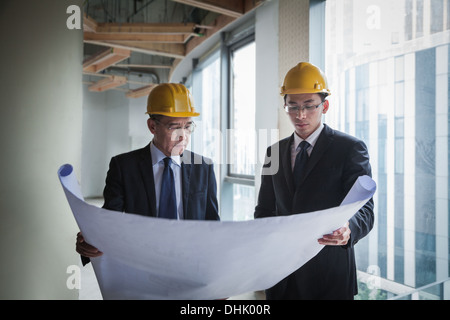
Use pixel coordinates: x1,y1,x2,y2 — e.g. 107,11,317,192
205,162,220,221
343,140,375,247
254,146,277,219
102,156,125,212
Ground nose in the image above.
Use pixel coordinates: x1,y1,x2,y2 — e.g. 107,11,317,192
177,129,188,141
296,109,307,119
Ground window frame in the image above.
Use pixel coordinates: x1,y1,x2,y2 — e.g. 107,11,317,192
225,33,256,185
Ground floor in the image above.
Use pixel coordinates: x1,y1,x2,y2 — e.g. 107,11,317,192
81,197,265,300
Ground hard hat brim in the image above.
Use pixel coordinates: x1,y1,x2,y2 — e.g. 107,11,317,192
146,111,200,117
280,88,331,96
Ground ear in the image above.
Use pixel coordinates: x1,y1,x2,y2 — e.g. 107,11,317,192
147,118,156,134
322,100,329,114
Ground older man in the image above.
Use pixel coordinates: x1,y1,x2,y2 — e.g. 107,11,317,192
77,83,219,261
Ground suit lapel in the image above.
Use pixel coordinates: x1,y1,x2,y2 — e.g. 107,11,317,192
138,145,157,217
282,135,296,196
180,151,192,219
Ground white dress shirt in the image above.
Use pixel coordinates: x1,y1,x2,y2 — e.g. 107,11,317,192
291,123,324,171
150,142,183,219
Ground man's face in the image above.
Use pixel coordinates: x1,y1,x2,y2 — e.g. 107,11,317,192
285,93,329,140
147,116,194,156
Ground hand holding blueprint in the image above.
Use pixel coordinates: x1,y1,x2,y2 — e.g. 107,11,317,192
58,164,376,300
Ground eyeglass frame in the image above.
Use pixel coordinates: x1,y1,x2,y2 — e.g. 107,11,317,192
152,118,196,134
284,101,326,114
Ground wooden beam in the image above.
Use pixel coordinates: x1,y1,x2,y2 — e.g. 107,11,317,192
115,64,172,69
83,47,131,73
184,0,264,55
95,22,196,34
126,84,157,98
172,0,244,18
84,32,188,43
83,13,98,32
84,40,185,59
186,14,235,54
88,75,128,92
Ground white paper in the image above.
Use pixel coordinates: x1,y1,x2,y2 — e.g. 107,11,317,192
58,164,376,300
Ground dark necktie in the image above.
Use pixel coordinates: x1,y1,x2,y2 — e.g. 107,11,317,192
293,141,310,188
159,157,177,219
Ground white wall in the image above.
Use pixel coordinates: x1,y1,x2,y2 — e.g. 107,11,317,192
0,0,83,299
81,81,153,198
278,0,311,139
255,0,280,196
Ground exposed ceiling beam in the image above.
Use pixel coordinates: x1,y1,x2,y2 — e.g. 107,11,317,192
83,13,97,32
126,84,157,98
88,75,128,92
95,22,196,34
171,0,244,18
84,32,189,43
115,64,172,69
185,0,264,54
84,40,186,59
186,14,235,55
83,47,131,73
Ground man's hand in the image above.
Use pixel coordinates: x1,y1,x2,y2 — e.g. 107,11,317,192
318,222,351,246
76,232,103,258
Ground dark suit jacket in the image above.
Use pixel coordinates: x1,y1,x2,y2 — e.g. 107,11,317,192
255,124,374,299
81,144,219,265
102,144,219,221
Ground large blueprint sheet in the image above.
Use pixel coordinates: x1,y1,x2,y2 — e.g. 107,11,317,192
58,164,376,300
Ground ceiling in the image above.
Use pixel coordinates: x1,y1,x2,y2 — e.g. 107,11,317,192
82,0,264,97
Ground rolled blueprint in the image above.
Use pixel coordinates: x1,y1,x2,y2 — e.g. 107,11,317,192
58,164,376,300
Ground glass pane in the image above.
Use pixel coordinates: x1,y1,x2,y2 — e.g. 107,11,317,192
232,184,255,221
189,54,221,204
325,0,450,298
229,41,256,176
200,56,221,163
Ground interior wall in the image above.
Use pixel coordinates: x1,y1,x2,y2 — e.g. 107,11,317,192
81,86,135,198
0,0,83,299
255,0,279,197
278,0,310,139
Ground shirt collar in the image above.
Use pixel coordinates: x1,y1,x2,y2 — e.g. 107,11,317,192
150,141,181,167
294,122,324,150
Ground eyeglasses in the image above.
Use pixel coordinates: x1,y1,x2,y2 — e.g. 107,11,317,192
284,101,325,114
153,118,196,134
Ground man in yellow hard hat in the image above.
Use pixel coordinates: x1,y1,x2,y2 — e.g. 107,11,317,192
255,62,374,299
76,83,220,262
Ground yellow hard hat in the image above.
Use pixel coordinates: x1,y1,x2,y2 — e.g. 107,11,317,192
280,62,331,96
146,83,200,117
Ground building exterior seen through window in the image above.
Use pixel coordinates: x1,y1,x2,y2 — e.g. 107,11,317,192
325,0,450,298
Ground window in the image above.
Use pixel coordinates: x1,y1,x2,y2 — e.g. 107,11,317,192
188,32,256,222
227,36,256,221
191,52,221,165
325,0,450,298
229,39,256,178
189,51,222,206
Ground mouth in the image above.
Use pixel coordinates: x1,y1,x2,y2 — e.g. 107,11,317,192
295,123,308,128
174,141,187,148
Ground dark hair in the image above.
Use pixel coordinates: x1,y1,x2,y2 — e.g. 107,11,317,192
149,114,164,121
283,92,328,103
